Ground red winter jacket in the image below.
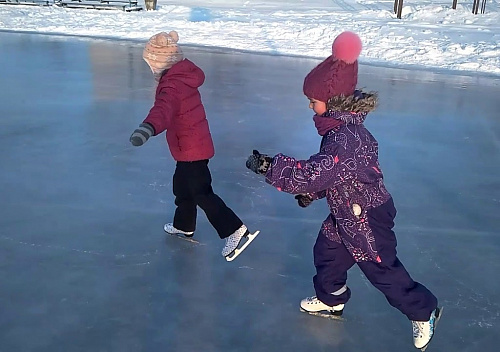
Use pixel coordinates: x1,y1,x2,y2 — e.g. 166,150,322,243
143,59,215,162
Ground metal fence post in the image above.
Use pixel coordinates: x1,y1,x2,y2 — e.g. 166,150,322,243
480,0,487,14
472,0,479,14
393,0,403,19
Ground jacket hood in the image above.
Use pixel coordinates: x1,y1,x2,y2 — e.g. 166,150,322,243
326,89,378,114
160,58,205,88
320,90,378,126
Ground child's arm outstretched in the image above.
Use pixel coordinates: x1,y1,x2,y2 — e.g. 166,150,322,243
246,148,343,196
129,83,180,147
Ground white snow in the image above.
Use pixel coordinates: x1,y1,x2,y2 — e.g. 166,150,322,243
0,0,499,75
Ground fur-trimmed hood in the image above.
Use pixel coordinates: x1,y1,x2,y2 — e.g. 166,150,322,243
327,89,378,113
320,89,378,126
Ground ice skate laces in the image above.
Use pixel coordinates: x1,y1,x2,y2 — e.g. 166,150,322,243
412,312,435,338
412,321,425,339
305,296,318,303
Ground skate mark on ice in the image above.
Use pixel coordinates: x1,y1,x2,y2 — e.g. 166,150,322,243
446,278,500,329
0,235,159,266
237,265,293,279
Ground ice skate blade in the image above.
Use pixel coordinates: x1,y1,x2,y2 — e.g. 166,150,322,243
300,308,344,321
170,233,200,244
419,306,443,352
225,231,260,262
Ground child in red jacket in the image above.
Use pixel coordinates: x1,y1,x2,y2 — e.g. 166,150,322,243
130,31,258,261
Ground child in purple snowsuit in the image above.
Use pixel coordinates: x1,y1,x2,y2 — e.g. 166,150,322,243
245,32,440,351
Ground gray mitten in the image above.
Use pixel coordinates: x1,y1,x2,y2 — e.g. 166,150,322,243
246,150,272,175
130,123,155,146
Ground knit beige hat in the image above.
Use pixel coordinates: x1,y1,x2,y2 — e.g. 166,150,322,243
143,31,184,77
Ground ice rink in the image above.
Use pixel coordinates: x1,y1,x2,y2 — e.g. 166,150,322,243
0,32,499,352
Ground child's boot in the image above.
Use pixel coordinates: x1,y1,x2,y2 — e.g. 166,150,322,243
300,296,344,316
222,225,260,261
412,307,442,351
163,223,194,237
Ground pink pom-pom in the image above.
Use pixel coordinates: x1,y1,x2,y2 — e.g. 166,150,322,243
332,31,362,64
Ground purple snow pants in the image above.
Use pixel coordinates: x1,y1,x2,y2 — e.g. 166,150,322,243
313,198,438,321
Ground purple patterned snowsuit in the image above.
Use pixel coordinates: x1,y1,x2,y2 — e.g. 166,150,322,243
265,111,437,321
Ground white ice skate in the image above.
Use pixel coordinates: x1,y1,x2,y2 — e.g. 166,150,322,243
300,296,344,320
412,307,443,351
222,225,260,262
164,223,199,244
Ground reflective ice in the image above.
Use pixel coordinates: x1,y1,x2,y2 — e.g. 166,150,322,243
0,32,499,352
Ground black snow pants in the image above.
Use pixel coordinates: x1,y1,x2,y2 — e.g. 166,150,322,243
172,160,243,239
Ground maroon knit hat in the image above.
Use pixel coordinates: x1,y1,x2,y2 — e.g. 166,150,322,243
303,31,362,102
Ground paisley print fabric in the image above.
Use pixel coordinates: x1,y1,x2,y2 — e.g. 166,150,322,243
265,110,390,262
